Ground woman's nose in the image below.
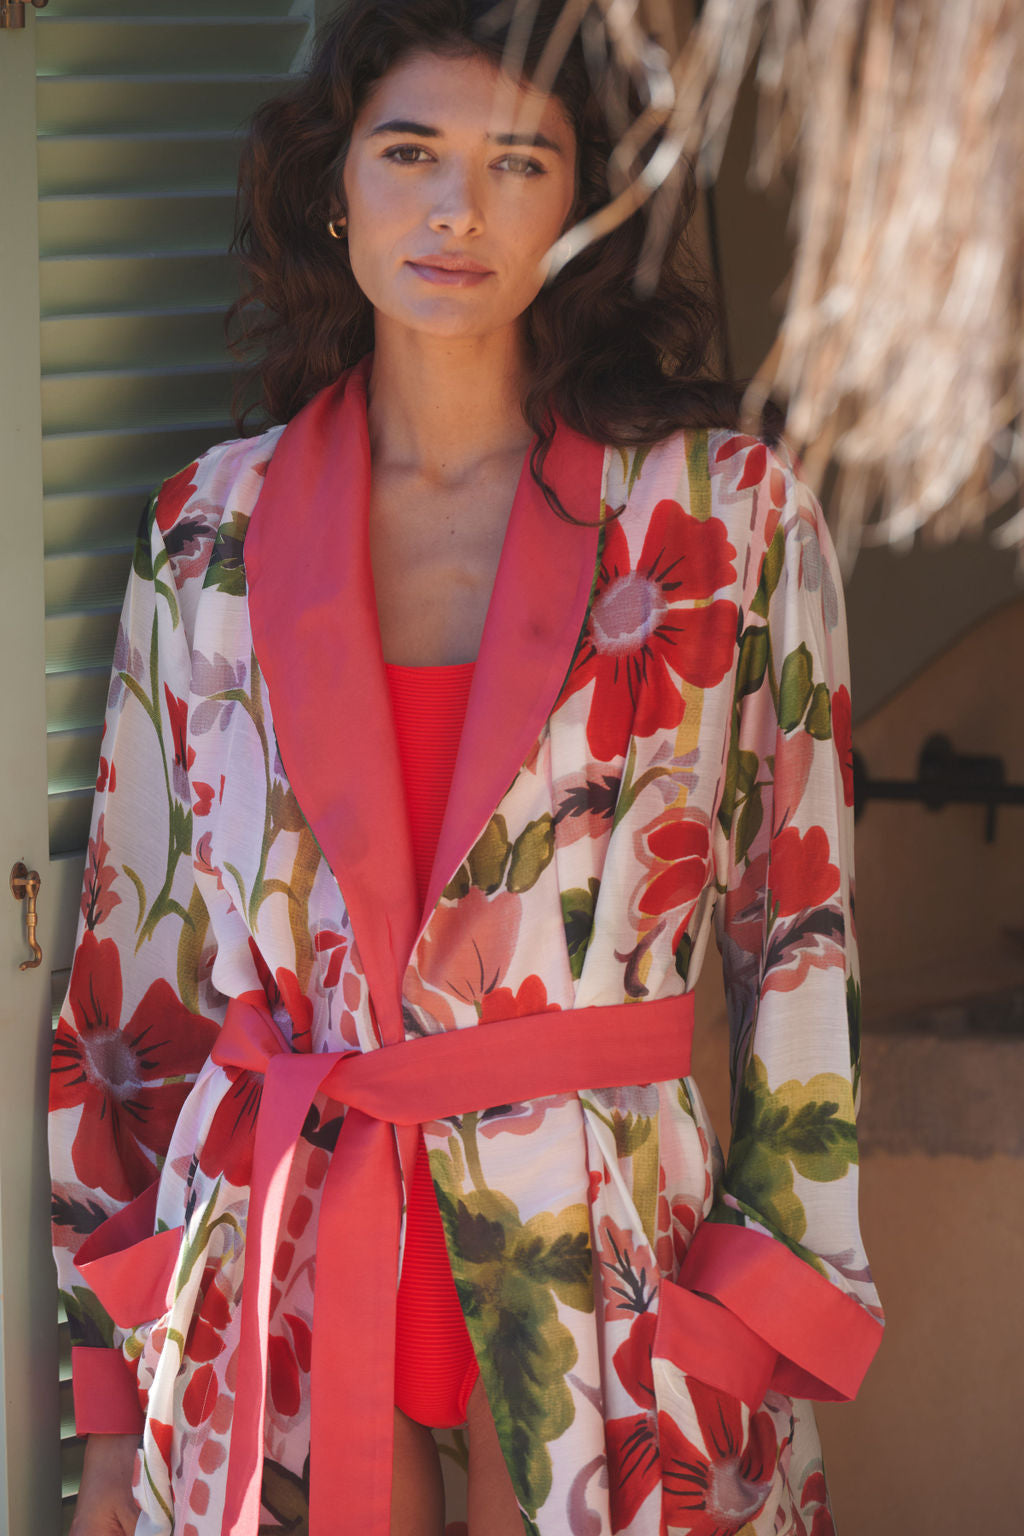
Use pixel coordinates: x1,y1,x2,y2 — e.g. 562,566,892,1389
427,168,484,235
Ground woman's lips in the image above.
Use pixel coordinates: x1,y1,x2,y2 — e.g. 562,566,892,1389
406,262,492,286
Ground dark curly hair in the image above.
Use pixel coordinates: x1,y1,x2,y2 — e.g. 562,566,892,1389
229,0,746,521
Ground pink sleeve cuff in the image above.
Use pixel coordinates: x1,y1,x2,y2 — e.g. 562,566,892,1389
682,1221,883,1401
653,1280,777,1408
72,1347,144,1436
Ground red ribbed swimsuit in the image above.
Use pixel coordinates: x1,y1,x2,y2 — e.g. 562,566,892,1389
386,660,481,1428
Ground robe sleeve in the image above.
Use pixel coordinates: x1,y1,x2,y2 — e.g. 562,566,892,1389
680,442,883,1407
48,460,227,1435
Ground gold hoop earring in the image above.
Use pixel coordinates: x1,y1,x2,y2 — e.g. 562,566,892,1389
327,217,347,240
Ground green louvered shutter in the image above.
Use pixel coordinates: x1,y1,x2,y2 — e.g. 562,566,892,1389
34,4,318,1523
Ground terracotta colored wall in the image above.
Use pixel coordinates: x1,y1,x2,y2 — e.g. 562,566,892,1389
691,596,1024,1532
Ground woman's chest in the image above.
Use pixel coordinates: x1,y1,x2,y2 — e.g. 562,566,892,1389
367,459,526,665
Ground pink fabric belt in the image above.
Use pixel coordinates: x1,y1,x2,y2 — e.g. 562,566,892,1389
211,990,696,1535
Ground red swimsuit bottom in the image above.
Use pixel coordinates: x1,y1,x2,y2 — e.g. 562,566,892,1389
386,660,481,1428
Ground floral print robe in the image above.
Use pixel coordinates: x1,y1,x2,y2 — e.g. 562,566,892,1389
49,351,882,1536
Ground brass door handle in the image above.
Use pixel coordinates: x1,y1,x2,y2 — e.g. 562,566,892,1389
10,862,42,970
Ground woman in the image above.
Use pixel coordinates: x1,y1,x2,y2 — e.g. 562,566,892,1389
52,3,882,1534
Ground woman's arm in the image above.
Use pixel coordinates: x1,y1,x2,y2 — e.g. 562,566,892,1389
49,461,225,1445
674,441,883,1406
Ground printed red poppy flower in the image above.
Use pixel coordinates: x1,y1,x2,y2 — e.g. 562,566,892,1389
477,973,560,1024
800,1470,836,1536
314,927,348,990
197,1067,262,1190
164,685,196,801
153,462,199,533
831,684,855,807
558,499,738,763
50,932,219,1202
606,1311,659,1531
659,1378,777,1534
635,811,711,948
769,825,839,919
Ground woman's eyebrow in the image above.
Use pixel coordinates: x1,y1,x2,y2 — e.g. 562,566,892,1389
366,117,564,154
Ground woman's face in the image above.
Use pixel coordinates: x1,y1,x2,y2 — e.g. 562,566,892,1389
340,49,579,341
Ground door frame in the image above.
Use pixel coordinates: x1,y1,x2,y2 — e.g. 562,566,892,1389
0,17,62,1536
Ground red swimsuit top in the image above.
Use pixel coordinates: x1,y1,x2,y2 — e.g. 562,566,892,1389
385,660,480,1429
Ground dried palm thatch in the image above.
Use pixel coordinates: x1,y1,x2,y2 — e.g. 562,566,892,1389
495,0,1024,568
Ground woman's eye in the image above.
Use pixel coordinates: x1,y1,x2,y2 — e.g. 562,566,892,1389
383,144,431,165
497,155,543,177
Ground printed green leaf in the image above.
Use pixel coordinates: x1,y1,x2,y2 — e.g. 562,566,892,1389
203,511,249,596
176,882,209,1014
63,1286,115,1350
750,526,785,619
612,1111,653,1159
561,878,600,980
518,1206,594,1313
507,815,555,894
735,781,764,862
805,682,832,740
443,863,471,901
847,974,862,1074
728,1056,859,1244
432,1155,590,1518
778,642,814,731
673,928,694,982
736,625,770,697
269,780,307,834
467,814,511,893
685,434,712,521
627,444,653,497
132,510,154,581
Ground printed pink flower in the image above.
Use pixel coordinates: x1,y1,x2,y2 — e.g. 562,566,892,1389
558,499,738,763
596,1216,657,1320
772,728,814,833
414,886,522,1009
659,1379,777,1534
50,932,218,1201
769,825,839,919
80,813,121,931
831,684,855,807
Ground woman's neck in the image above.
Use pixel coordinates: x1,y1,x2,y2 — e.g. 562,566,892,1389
365,323,535,485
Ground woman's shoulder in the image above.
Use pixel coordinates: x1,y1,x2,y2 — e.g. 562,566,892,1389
140,422,288,598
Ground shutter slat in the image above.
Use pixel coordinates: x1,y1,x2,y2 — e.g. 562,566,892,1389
50,0,299,15
41,252,237,317
39,192,238,258
45,547,132,615
51,851,88,976
36,18,311,77
47,670,110,734
45,488,148,555
37,75,293,134
38,6,317,1509
46,610,121,675
43,423,232,496
43,365,235,435
38,130,244,197
42,308,230,373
